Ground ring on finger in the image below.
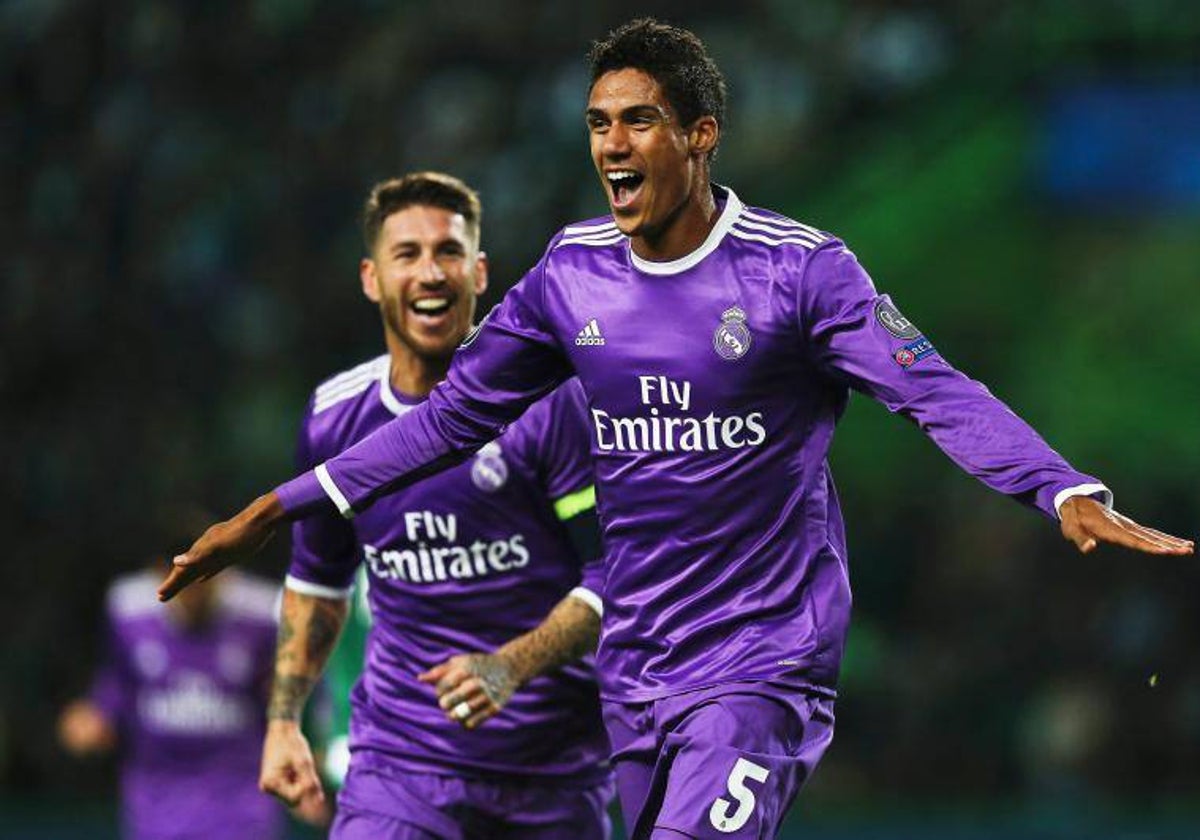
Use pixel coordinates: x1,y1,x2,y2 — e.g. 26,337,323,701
453,700,472,721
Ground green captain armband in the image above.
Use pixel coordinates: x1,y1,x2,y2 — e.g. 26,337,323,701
553,485,596,521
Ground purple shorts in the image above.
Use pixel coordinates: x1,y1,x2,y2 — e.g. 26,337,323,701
602,681,835,839
331,764,614,840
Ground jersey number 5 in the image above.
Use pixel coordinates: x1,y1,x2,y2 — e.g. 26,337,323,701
708,757,771,833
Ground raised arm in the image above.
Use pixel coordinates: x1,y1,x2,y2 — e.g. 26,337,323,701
259,587,349,808
798,241,1192,556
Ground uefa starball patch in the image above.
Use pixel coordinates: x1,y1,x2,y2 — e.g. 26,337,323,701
893,337,935,368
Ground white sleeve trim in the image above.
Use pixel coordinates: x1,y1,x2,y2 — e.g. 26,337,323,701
315,463,354,519
568,586,603,618
285,574,354,600
1053,483,1114,520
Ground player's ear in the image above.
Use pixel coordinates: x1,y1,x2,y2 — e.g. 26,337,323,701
689,116,719,159
360,257,381,303
473,251,489,297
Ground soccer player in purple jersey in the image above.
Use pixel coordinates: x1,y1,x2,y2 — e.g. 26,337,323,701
161,19,1193,839
254,172,614,839
60,569,287,840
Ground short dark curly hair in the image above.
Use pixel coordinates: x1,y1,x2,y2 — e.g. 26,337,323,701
588,18,727,152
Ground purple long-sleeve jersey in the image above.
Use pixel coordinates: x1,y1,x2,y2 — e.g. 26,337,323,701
88,570,283,840
285,360,609,782
278,186,1110,703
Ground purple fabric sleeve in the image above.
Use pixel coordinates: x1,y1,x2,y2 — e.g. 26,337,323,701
287,398,359,592
577,554,605,599
799,242,1104,519
289,252,573,519
276,470,328,518
532,379,596,503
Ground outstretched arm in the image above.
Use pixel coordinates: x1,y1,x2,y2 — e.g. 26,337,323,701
258,587,349,808
419,591,601,729
159,252,572,602
159,493,283,601
799,242,1193,557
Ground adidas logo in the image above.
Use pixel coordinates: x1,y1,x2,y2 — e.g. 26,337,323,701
575,318,605,346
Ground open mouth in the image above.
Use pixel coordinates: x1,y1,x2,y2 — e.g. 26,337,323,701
606,169,645,209
410,296,453,319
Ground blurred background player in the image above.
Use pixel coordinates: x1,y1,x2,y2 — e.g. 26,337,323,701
161,19,1194,840
257,172,614,838
59,560,289,840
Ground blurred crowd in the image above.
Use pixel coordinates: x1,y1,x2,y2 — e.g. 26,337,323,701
3,0,1198,824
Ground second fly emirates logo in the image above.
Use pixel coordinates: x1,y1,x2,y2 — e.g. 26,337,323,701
363,511,528,585
591,375,766,452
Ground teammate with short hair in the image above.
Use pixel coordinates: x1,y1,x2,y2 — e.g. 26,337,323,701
60,569,286,840
162,20,1193,839
256,172,613,839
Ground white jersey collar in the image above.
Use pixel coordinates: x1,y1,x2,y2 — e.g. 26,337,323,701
628,185,742,276
377,358,416,417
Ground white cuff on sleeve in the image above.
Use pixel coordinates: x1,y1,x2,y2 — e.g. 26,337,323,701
285,574,354,600
315,463,354,519
568,586,603,618
1053,483,1114,520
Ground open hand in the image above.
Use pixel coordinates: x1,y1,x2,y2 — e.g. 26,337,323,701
157,494,283,601
418,652,518,729
1060,496,1194,556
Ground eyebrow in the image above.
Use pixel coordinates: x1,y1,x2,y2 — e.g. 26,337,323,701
389,238,466,255
585,103,670,121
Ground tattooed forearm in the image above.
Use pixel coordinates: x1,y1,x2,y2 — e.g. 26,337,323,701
268,674,316,721
494,594,600,687
268,587,349,722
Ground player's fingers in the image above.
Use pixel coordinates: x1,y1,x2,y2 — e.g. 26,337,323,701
1060,517,1095,554
438,677,484,710
434,665,471,696
1134,525,1194,550
1088,519,1182,554
156,563,199,602
417,662,451,684
296,767,324,803
1085,510,1194,553
261,773,302,807
276,765,323,807
1115,521,1194,552
463,707,494,729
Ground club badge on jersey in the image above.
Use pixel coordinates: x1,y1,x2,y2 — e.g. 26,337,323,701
713,306,752,360
470,442,509,491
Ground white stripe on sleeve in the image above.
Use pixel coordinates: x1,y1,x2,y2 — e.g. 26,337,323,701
1053,483,1114,519
568,586,603,618
315,463,354,519
285,574,354,600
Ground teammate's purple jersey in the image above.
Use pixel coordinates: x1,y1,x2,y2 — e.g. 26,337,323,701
89,570,282,840
285,357,608,782
277,186,1110,704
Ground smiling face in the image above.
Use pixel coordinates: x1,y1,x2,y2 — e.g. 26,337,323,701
360,204,488,362
586,67,718,242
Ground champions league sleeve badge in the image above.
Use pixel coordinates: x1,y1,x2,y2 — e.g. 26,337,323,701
714,306,752,360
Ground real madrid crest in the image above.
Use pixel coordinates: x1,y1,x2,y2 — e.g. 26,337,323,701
470,441,509,492
713,306,752,361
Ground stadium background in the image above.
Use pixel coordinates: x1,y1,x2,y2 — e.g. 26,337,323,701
3,0,1198,837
